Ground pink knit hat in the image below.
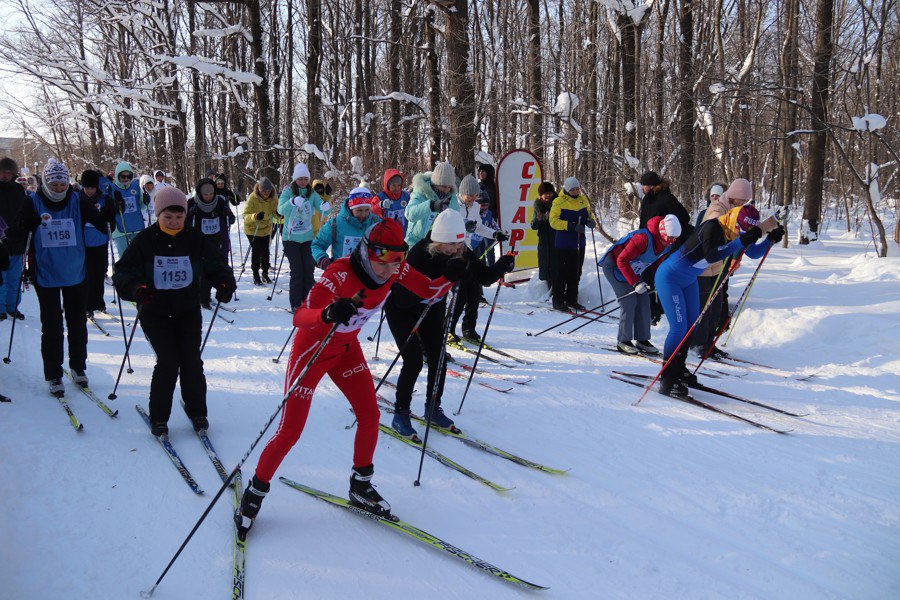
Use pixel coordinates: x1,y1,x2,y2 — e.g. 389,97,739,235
720,178,753,205
154,186,188,217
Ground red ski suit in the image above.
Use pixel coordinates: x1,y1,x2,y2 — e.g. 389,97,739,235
255,257,395,483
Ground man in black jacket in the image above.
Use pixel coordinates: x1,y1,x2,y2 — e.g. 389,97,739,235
0,158,29,320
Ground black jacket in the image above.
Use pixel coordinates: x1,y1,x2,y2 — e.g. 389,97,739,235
112,223,236,316
639,185,689,231
0,180,31,255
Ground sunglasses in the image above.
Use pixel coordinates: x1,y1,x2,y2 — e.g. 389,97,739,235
118,173,134,181
370,245,407,264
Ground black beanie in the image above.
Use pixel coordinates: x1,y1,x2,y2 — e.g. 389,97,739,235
80,170,100,188
537,181,556,197
0,157,18,173
640,171,662,186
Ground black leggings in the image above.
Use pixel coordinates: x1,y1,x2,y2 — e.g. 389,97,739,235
34,281,89,380
247,234,271,275
385,297,449,412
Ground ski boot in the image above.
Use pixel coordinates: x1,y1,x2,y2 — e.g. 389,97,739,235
658,374,690,399
349,464,394,519
150,421,169,437
235,475,270,540
191,416,209,432
424,405,458,432
47,378,64,398
252,271,262,286
391,410,419,440
552,299,568,312
261,272,272,284
568,301,586,312
462,329,481,343
71,369,88,387
617,341,640,355
447,331,460,344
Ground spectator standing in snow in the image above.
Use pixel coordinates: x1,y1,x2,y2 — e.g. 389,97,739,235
0,157,30,320
549,177,596,312
113,187,236,436
242,178,278,285
20,159,116,396
278,163,328,310
531,181,557,292
476,163,498,265
234,219,408,539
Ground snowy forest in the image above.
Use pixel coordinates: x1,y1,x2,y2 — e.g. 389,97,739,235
0,0,897,254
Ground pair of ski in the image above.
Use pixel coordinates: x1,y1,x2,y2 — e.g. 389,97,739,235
202,303,235,324
86,312,119,336
446,336,531,369
445,354,533,385
134,404,230,494
610,371,803,434
583,341,744,379
711,354,819,381
376,395,567,480
50,370,119,431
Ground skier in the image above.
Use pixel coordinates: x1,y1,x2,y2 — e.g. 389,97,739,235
242,178,278,285
0,158,30,320
385,209,514,437
549,177,596,312
654,201,781,397
234,219,408,538
449,174,508,342
312,187,382,269
20,159,116,396
112,187,236,435
79,170,112,316
404,161,459,247
214,173,243,207
375,168,410,232
278,163,328,310
530,181,558,293
109,161,148,257
188,178,235,309
599,214,681,355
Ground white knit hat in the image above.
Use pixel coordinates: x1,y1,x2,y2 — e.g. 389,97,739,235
661,214,682,238
430,208,466,243
458,174,480,197
431,161,456,187
291,162,311,181
563,176,581,193
709,184,724,199
43,158,70,185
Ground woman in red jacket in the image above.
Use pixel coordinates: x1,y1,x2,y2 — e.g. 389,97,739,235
235,219,408,539
599,214,681,355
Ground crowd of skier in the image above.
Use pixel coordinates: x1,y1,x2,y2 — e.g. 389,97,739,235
0,153,784,530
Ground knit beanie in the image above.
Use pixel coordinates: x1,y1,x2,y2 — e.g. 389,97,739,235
154,186,188,217
709,184,724,199
458,174,480,197
431,161,456,187
640,171,662,186
736,204,761,232
43,158,70,185
80,170,100,188
660,214,682,239
291,162,311,181
430,208,466,243
347,187,373,209
258,177,274,192
720,178,753,205
538,181,556,197
563,177,581,193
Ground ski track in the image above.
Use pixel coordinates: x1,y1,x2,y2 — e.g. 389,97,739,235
1,231,898,599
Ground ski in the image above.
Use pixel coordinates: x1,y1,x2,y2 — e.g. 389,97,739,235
134,405,205,494
578,340,741,378
65,370,118,417
279,477,548,590
462,337,533,365
377,398,568,475
96,309,120,323
378,424,513,493
86,314,111,336
447,368,513,393
446,338,515,369
716,355,818,380
612,371,807,417
446,355,533,385
214,301,238,313
610,374,791,434
178,400,230,482
51,389,84,432
232,469,246,600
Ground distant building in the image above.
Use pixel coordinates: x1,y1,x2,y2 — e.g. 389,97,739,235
0,137,54,175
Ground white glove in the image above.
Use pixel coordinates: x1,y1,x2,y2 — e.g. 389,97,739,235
634,282,649,295
291,196,304,207
320,201,332,213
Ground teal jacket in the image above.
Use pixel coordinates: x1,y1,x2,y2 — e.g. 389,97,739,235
277,185,326,243
404,171,459,246
312,199,381,262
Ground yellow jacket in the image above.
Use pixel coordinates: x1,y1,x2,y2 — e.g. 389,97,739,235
243,191,278,237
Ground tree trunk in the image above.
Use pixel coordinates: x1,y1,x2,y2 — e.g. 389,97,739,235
388,0,402,165
777,0,800,247
426,8,441,166
677,0,695,206
527,0,543,164
445,0,477,174
802,0,835,244
306,0,323,173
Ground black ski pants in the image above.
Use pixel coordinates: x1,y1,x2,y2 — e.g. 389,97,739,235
282,240,315,310
247,234,271,277
689,275,725,352
450,270,482,335
84,244,109,312
34,281,88,380
385,297,448,413
140,307,207,424
552,245,585,305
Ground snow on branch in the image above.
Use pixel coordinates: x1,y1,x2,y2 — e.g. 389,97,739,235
154,54,262,85
369,92,430,116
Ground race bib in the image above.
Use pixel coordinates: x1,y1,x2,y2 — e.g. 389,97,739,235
342,235,362,257
153,256,193,290
289,202,313,235
124,190,138,213
201,217,220,235
386,209,405,222
337,300,385,333
39,218,76,248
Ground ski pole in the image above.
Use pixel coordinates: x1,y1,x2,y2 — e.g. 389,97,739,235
479,239,499,261
373,307,385,360
200,302,221,355
565,290,638,335
633,268,732,407
272,327,296,363
415,284,460,486
366,307,385,342
108,304,143,400
3,233,31,364
590,226,605,307
266,247,287,301
111,224,134,375
235,221,259,283
270,224,281,282
719,244,773,349
525,296,621,337
140,316,347,599
455,279,502,415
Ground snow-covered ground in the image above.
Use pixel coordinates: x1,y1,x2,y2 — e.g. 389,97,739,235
2,230,898,599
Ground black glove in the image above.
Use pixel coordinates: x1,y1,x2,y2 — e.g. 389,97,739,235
495,254,515,273
430,197,450,213
766,225,785,244
134,285,154,305
585,218,596,229
316,256,332,270
322,297,358,325
22,214,42,231
443,257,468,282
114,190,126,212
739,226,763,247
255,211,266,221
465,220,477,233
493,230,509,242
215,283,235,304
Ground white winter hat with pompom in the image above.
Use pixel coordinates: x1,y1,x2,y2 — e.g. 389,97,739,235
430,208,466,243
